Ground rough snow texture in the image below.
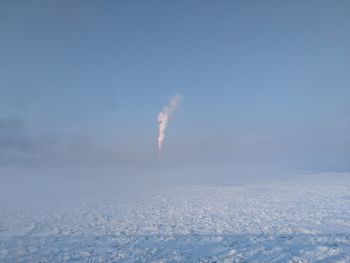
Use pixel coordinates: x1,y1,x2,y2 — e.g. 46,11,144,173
1,174,350,262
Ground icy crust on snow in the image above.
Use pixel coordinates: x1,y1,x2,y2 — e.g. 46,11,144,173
0,174,350,262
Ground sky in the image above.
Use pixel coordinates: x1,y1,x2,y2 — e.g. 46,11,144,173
0,0,349,180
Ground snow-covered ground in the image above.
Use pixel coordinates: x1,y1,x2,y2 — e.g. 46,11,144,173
0,173,349,262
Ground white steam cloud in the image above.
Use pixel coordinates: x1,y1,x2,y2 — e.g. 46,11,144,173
157,95,182,158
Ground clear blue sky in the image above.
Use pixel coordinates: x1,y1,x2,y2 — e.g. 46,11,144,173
0,1,349,172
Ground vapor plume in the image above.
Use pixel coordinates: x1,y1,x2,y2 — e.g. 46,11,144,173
157,95,182,158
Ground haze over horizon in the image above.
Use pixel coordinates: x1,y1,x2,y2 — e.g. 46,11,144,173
1,0,349,179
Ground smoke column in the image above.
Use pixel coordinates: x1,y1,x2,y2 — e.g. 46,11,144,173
157,95,182,159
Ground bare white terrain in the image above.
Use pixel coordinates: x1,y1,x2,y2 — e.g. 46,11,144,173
0,173,349,262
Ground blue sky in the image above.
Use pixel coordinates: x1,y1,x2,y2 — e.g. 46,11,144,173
0,1,349,173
